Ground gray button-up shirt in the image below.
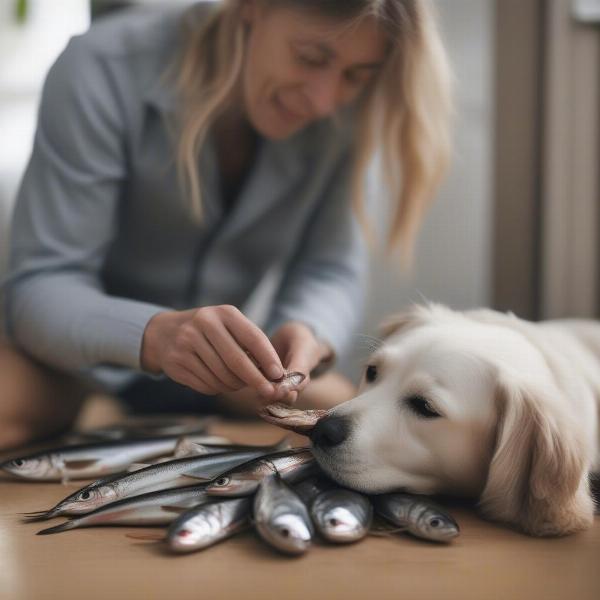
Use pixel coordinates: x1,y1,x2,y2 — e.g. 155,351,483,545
1,3,369,392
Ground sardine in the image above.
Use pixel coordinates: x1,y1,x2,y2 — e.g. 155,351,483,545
310,489,373,544
258,403,328,434
166,497,251,553
1,433,227,482
271,371,306,392
293,476,336,506
372,493,460,543
36,483,211,535
69,416,216,441
254,472,314,555
204,448,317,497
23,443,287,520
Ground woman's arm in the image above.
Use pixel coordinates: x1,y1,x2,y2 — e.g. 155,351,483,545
1,35,168,374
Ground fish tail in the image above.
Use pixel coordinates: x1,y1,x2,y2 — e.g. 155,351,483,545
36,519,81,535
20,509,57,522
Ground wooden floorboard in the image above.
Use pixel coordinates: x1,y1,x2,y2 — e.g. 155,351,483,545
1,414,599,600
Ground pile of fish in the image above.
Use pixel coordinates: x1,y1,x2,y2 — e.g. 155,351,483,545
1,375,460,556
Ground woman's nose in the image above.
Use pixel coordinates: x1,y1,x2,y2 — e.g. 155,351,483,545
305,73,342,119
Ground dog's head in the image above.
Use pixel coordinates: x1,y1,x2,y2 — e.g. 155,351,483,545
311,303,595,536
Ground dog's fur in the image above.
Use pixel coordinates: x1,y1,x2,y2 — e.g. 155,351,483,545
312,303,599,536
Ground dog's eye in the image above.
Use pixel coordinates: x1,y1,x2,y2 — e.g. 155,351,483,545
365,365,377,383
406,395,441,419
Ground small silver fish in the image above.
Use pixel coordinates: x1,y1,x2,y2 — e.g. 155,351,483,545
271,371,306,391
293,476,336,506
0,433,222,482
36,483,211,535
258,403,329,434
310,489,373,544
166,497,251,553
23,443,287,520
70,416,215,441
254,473,314,556
373,493,460,543
204,448,317,497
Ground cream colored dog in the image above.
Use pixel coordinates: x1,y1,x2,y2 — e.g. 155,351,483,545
310,303,599,537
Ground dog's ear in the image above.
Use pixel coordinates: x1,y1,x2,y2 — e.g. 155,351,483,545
478,377,594,536
378,304,434,339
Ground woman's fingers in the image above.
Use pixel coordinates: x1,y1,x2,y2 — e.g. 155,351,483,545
173,364,219,396
191,333,247,390
218,307,284,380
201,317,278,398
178,353,239,394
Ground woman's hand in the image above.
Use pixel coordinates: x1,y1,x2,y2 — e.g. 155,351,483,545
140,305,285,401
269,321,334,404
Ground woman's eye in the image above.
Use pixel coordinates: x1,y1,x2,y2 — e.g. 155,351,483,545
297,54,327,68
365,365,378,383
405,395,441,419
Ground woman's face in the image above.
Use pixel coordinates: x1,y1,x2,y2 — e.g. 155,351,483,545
241,1,389,140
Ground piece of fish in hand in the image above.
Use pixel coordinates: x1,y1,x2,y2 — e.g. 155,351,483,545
166,497,251,553
310,489,373,544
372,493,460,543
271,371,305,391
254,472,314,556
258,403,328,434
0,433,221,482
205,448,317,497
36,483,211,535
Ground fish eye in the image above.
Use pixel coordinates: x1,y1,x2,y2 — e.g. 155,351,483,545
12,459,24,467
365,365,377,383
405,395,441,419
214,476,230,487
79,491,91,500
430,518,442,528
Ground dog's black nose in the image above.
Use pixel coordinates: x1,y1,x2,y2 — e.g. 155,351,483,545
311,416,351,448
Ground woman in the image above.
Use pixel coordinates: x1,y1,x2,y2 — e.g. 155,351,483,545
0,0,452,448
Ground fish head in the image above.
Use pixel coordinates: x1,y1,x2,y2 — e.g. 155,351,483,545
53,485,119,515
420,507,460,541
205,473,258,496
315,505,365,542
267,514,312,555
1,456,52,479
168,514,213,552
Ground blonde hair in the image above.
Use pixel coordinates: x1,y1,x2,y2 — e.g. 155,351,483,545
173,0,453,269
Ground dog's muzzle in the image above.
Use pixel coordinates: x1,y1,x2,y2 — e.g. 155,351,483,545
310,415,351,449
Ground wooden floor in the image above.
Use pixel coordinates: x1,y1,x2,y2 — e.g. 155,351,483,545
1,398,599,600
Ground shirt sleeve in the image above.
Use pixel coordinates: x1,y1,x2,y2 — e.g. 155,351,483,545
1,36,168,374
263,148,370,366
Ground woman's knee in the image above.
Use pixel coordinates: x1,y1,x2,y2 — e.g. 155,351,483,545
0,341,89,449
